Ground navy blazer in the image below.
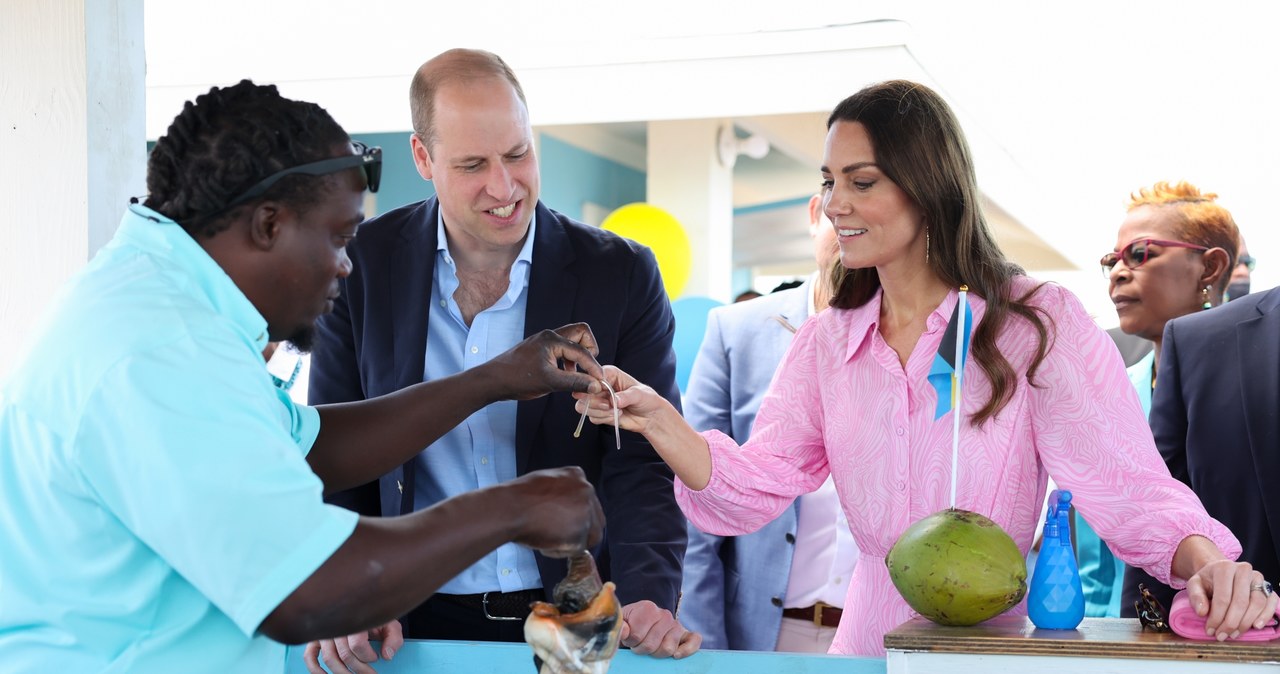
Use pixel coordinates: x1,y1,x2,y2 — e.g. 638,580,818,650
309,197,685,611
1122,286,1280,615
679,281,811,650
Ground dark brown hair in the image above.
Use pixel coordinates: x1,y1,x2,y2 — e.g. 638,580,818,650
826,80,1051,426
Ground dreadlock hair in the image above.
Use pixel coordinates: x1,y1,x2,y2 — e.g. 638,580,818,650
826,80,1053,427
144,80,351,238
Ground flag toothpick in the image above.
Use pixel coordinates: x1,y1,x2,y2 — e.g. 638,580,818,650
950,285,969,509
928,286,972,509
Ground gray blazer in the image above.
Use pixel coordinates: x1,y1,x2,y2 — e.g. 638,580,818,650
678,280,811,650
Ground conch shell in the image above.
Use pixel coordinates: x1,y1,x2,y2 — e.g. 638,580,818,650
523,551,622,674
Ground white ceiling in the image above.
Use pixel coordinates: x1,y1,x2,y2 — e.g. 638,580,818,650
143,0,1280,316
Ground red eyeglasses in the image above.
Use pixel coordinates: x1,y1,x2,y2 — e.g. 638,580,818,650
1100,238,1209,276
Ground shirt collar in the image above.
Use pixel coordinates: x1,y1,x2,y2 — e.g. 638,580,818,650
435,208,538,270
839,286,961,364
116,203,271,354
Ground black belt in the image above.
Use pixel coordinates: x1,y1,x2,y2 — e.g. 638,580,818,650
435,588,545,621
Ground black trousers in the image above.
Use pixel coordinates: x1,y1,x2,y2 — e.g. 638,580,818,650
403,590,544,642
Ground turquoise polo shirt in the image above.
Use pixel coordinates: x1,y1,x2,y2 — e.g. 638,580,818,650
0,204,358,672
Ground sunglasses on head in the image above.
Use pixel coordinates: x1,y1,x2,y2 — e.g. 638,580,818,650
1134,583,1170,632
1238,254,1257,272
223,140,382,211
1100,238,1209,276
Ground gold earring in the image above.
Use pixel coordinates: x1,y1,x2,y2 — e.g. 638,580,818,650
926,227,931,265
1201,286,1212,310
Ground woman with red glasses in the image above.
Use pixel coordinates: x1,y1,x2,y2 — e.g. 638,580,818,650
1105,182,1238,390
1075,181,1238,618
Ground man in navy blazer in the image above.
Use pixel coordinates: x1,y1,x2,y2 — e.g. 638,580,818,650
1122,284,1280,616
307,49,694,669
679,196,857,653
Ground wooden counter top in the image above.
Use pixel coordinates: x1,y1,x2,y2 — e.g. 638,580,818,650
884,615,1280,664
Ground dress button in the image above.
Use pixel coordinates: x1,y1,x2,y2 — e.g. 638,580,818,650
785,533,796,544
771,597,783,607
470,345,479,354
897,480,906,491
896,427,904,436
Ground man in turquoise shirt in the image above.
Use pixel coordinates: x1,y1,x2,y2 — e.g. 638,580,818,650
0,80,608,673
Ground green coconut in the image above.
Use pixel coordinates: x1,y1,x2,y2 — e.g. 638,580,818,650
885,508,1027,626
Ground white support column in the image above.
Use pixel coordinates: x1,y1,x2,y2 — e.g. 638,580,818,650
646,119,734,302
0,0,145,379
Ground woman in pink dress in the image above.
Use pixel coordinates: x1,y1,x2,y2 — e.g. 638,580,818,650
578,80,1276,656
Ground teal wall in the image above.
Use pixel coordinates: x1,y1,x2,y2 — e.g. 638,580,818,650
536,133,647,222
732,267,756,296
350,132,432,214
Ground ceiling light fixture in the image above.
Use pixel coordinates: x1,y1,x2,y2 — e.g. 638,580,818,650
717,124,770,168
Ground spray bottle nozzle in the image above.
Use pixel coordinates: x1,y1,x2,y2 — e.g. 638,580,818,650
1029,487,1085,629
1054,490,1072,520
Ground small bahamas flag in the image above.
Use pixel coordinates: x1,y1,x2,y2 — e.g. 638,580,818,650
928,286,973,420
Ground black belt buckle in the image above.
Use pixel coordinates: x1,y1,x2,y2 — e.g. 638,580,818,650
483,591,527,622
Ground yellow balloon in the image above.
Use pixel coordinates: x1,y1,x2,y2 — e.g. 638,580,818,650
601,203,692,299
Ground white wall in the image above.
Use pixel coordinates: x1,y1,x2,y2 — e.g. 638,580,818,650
0,0,145,379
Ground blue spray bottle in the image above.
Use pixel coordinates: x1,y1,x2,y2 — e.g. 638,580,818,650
1028,489,1085,629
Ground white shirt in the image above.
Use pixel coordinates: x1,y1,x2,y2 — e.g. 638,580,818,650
783,276,858,609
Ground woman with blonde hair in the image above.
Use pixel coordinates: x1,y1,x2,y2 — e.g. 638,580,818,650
1107,180,1238,388
1095,181,1238,620
1078,181,1237,617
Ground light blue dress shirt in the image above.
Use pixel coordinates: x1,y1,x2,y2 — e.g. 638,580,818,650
0,204,358,672
414,212,539,594
1127,350,1156,414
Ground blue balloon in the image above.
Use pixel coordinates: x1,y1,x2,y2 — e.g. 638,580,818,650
670,296,725,393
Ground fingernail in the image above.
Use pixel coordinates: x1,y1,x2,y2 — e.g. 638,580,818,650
385,647,396,659
1217,632,1227,642
1231,630,1240,639
1257,621,1267,629
1206,627,1216,636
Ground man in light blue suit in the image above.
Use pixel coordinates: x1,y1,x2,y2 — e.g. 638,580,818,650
679,195,858,653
